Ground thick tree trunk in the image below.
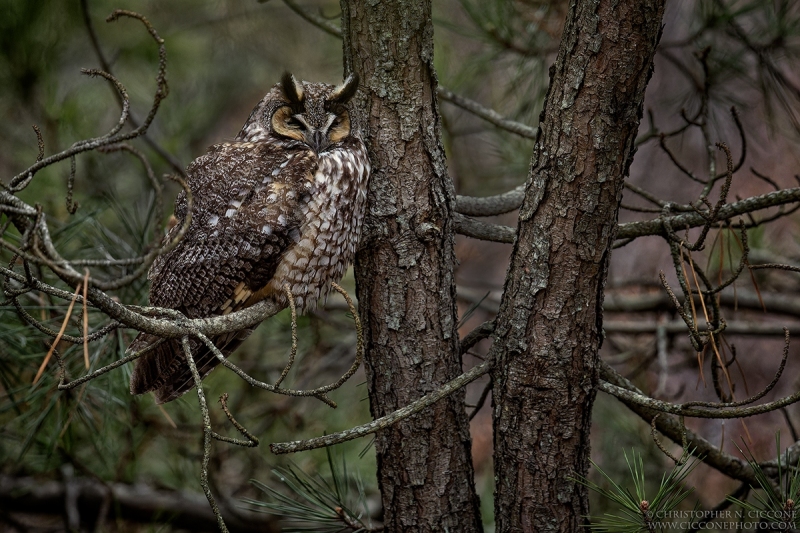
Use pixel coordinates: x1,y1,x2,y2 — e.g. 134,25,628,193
341,1,482,532
490,1,666,531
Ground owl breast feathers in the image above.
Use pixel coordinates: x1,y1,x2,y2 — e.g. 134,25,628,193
128,73,370,403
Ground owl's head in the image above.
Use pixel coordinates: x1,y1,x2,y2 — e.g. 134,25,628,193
238,73,360,153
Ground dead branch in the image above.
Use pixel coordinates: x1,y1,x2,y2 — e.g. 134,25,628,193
437,87,539,139
0,475,278,533
455,184,525,217
454,186,800,243
270,359,492,454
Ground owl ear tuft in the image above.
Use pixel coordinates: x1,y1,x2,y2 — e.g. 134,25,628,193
281,72,305,104
328,73,359,105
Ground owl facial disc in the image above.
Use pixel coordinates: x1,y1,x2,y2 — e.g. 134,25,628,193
271,73,359,153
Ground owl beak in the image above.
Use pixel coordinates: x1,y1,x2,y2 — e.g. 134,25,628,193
306,129,331,154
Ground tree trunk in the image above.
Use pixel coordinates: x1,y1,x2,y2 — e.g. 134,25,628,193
490,1,666,531
341,1,483,531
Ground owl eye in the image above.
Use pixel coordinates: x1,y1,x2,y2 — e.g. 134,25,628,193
272,106,308,142
328,111,351,144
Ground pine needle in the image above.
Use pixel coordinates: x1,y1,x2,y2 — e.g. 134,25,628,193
33,282,82,385
157,404,177,429
82,269,90,369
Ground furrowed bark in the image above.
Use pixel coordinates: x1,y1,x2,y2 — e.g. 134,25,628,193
489,1,666,531
341,1,482,532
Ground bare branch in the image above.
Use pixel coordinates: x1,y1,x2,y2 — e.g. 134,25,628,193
460,320,494,353
7,10,168,192
452,212,515,243
281,0,342,37
455,186,800,243
437,87,539,139
617,186,800,240
183,336,228,533
455,184,525,217
0,475,279,533
600,360,761,487
599,362,800,420
270,359,492,454
604,320,800,336
184,283,363,406
469,380,492,421
277,0,539,143
461,284,800,321
215,393,259,447
80,0,186,176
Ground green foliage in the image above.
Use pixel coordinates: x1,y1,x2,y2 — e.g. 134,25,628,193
672,1,800,138
3,0,800,529
727,433,800,530
245,447,378,532
573,449,700,533
0,3,374,529
1,214,149,483
434,0,557,196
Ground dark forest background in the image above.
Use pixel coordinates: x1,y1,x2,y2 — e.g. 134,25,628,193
2,1,800,531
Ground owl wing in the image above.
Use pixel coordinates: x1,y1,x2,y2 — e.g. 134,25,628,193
129,141,317,403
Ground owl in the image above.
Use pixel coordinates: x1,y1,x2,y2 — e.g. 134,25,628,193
128,73,370,403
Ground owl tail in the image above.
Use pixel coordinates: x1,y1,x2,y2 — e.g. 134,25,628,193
128,329,253,404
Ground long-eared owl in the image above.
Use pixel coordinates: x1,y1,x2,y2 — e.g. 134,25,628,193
128,73,370,403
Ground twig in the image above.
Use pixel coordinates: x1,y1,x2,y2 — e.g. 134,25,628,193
624,183,692,210
33,125,44,162
189,283,362,406
270,359,492,454
274,285,297,388
454,186,800,243
600,360,761,487
56,338,165,391
281,0,342,37
688,142,736,251
182,336,229,533
280,0,539,142
460,320,495,353
80,0,186,176
650,414,686,464
684,243,734,393
469,379,492,421
437,87,539,139
7,10,168,191
682,328,791,410
723,107,746,176
750,263,800,273
598,373,800,419
213,393,259,447
28,169,192,292
659,134,707,185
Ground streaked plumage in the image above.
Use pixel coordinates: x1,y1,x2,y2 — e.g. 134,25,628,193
128,74,370,403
